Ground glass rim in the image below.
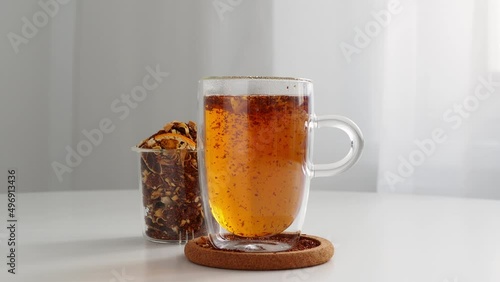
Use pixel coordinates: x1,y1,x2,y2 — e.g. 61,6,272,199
131,146,197,153
201,76,312,83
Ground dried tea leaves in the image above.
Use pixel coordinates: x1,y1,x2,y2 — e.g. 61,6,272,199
136,121,205,241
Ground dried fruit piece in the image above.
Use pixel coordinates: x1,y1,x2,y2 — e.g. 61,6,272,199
138,120,198,149
153,133,196,150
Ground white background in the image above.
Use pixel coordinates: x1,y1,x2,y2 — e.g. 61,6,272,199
1,0,499,199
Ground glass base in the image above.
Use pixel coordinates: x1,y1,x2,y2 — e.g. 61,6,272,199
143,234,186,244
210,233,300,252
219,240,293,252
143,231,195,244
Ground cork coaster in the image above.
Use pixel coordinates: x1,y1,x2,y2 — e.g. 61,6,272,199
184,234,334,270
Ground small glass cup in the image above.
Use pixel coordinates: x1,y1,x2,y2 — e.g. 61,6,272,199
132,147,206,243
198,76,364,252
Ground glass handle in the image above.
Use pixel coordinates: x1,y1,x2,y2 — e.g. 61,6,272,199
311,115,364,178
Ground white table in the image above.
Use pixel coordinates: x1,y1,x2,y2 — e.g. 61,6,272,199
1,189,499,282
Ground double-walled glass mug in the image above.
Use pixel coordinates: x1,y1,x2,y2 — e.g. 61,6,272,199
197,76,364,252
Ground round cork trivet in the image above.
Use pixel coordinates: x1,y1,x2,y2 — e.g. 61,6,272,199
184,234,334,270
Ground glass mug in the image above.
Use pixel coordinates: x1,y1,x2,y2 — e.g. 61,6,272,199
197,76,364,252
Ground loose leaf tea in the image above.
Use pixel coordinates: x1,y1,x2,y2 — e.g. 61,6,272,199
137,121,205,241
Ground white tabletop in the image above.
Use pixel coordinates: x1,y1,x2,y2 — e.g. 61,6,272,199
1,189,499,282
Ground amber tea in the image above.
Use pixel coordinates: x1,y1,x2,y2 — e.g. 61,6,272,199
204,95,309,237
199,77,363,252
